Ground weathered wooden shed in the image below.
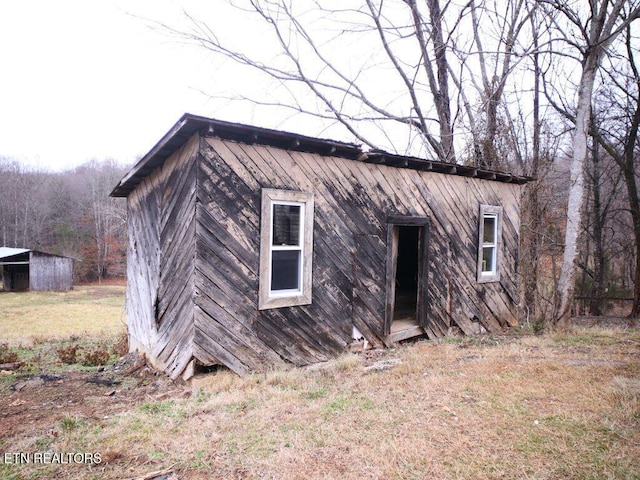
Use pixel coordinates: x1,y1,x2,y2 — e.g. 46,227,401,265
111,113,530,379
0,247,74,292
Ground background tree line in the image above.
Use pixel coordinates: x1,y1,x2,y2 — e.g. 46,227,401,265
0,158,127,283
167,0,640,326
3,0,639,327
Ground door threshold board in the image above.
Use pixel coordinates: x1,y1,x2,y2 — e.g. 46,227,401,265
388,324,425,343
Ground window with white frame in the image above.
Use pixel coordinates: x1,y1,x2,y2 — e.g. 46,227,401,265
477,205,502,283
259,189,314,309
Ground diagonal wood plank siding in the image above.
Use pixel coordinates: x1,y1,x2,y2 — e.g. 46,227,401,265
126,136,200,379
126,129,522,378
192,135,522,373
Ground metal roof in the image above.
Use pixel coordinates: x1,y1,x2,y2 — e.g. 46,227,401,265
0,247,30,259
110,113,532,198
0,248,73,261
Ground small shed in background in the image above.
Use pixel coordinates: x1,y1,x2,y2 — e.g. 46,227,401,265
0,248,74,292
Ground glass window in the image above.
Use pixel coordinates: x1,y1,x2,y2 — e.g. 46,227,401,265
270,202,302,293
259,189,314,309
483,215,496,244
481,214,497,274
272,204,301,246
477,205,502,283
271,250,300,291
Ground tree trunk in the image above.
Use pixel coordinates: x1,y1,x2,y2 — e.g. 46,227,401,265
426,0,455,162
624,163,640,317
553,55,599,326
572,19,640,319
588,142,605,316
622,36,640,318
406,0,456,162
523,27,541,320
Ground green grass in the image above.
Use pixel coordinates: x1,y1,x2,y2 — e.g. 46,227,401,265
0,285,125,345
140,400,178,416
1,294,639,480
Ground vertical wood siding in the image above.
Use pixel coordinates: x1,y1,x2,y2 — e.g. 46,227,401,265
28,253,73,291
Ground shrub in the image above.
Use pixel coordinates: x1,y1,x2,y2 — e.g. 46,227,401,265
82,347,111,366
60,416,84,431
112,331,129,357
56,344,81,364
0,343,19,364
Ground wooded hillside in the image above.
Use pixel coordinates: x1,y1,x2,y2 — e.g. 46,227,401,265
0,158,128,283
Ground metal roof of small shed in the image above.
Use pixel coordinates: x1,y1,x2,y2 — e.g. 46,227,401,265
111,113,531,198
0,248,31,259
0,248,73,261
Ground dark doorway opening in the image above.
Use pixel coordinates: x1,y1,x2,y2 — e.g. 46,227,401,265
385,218,428,343
393,226,419,321
3,264,29,291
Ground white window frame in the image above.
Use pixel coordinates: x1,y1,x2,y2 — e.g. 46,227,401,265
477,204,502,283
259,189,314,310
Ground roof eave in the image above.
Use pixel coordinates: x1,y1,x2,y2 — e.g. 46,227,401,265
110,114,363,197
110,113,533,197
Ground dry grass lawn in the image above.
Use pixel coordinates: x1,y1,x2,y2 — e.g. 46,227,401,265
0,285,126,345
1,322,639,479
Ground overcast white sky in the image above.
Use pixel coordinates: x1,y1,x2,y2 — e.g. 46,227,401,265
1,1,590,173
0,1,281,171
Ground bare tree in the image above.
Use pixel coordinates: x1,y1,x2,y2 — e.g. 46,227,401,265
448,0,537,169
588,22,640,317
581,136,624,315
520,0,545,321
0,158,15,246
541,0,640,326
0,159,51,248
157,0,538,166
75,160,128,281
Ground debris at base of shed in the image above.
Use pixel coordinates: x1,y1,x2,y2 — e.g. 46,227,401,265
85,377,121,387
113,351,147,376
0,361,24,372
347,340,374,353
469,316,488,335
132,464,176,480
348,325,374,353
10,373,65,391
364,358,403,373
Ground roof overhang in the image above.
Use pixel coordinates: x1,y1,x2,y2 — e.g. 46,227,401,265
0,248,73,262
0,247,31,260
110,113,532,198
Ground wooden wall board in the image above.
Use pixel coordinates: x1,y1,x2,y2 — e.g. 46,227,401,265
125,129,525,378
28,253,73,291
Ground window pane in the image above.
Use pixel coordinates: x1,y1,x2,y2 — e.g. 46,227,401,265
273,204,301,246
483,216,496,244
482,246,495,273
271,250,300,291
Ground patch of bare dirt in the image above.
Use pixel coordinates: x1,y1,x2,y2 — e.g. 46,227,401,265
0,354,189,441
